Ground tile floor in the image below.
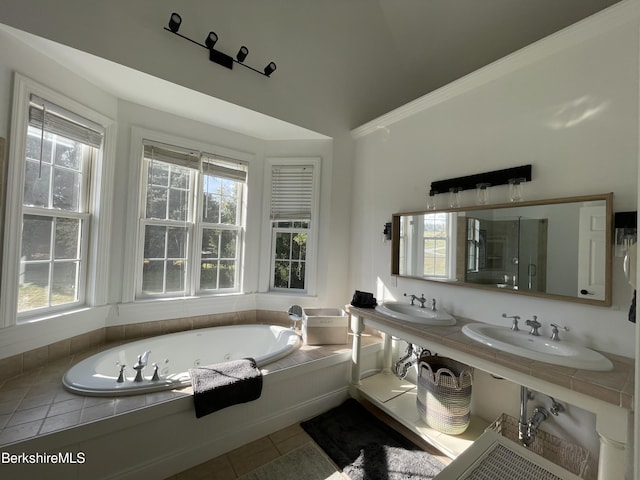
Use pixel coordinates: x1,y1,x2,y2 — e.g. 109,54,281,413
166,402,452,480
163,423,348,480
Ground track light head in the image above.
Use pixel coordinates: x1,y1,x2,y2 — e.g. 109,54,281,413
168,13,182,33
236,46,248,63
264,62,277,77
205,31,218,49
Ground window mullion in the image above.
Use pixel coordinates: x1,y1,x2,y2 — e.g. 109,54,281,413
189,168,201,296
162,226,169,294
47,216,56,308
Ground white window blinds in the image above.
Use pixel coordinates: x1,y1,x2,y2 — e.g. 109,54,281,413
143,141,201,170
203,154,247,183
143,142,248,181
29,95,104,148
270,165,314,220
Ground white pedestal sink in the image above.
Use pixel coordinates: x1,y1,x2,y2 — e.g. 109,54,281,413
461,323,613,371
375,302,456,326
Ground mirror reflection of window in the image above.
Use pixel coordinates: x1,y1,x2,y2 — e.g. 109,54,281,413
391,194,612,306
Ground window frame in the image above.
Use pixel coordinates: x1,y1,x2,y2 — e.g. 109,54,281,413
264,157,320,295
0,73,115,327
129,131,249,301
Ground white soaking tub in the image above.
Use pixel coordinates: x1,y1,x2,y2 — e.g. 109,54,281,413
62,324,301,396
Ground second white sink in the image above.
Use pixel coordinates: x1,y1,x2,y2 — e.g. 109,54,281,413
375,302,456,326
461,323,613,371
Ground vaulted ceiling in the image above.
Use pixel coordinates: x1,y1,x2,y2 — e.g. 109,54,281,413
0,0,623,137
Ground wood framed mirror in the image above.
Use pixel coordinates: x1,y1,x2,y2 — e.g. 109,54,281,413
391,193,613,306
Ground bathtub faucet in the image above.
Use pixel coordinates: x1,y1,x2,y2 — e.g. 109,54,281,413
133,350,151,382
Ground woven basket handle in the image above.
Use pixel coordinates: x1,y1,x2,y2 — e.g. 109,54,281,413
434,368,460,389
420,362,473,389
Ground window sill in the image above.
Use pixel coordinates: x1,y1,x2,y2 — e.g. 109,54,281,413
115,293,254,325
16,305,94,326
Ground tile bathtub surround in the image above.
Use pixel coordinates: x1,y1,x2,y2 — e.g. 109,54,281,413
0,310,290,384
0,328,380,447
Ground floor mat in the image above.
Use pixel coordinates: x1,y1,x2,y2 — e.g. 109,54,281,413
301,398,445,480
237,442,343,480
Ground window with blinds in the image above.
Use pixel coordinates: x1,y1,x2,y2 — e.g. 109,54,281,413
18,96,104,314
138,140,246,297
270,165,314,220
268,162,317,292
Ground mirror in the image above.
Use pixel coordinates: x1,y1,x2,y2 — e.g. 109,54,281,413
391,193,613,306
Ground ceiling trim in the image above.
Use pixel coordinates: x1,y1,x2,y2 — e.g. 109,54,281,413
351,0,639,139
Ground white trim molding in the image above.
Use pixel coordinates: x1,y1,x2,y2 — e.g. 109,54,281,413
0,73,116,328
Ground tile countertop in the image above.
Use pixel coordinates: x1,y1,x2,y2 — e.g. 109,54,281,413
347,306,634,411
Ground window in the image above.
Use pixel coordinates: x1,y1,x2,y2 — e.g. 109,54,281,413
268,161,318,292
423,212,450,278
399,212,454,279
16,95,103,315
137,141,246,298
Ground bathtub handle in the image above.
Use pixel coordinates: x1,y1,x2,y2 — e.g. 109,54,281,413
117,364,126,383
151,363,160,381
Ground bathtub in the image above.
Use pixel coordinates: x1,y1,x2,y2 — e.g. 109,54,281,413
62,324,301,396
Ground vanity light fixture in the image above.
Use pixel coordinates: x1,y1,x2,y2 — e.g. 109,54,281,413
164,12,277,78
430,164,532,200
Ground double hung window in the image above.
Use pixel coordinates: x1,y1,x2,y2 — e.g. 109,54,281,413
268,161,318,292
17,95,103,315
423,212,451,278
138,141,246,298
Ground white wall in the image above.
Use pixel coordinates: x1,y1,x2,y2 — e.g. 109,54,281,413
0,28,346,355
349,4,640,465
350,5,639,358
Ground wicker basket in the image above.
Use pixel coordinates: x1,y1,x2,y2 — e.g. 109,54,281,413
417,355,473,435
490,413,594,480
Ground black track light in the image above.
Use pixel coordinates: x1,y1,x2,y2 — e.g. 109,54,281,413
264,62,277,77
168,13,182,33
205,32,218,49
164,14,275,77
236,46,248,63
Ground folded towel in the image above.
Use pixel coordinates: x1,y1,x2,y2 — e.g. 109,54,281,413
189,357,263,418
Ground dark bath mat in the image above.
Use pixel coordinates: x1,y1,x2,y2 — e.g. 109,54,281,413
301,398,446,480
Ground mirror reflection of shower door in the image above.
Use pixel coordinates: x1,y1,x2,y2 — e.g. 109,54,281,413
577,206,607,300
518,218,548,292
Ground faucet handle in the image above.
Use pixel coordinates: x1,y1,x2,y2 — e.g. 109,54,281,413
502,313,520,331
550,323,569,341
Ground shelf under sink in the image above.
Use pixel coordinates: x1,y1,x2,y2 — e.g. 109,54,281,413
357,372,489,460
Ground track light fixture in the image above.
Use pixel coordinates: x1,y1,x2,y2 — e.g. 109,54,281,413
205,32,218,49
264,62,277,77
168,13,182,33
164,12,276,78
236,46,249,63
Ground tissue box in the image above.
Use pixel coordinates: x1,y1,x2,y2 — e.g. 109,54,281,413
302,308,348,345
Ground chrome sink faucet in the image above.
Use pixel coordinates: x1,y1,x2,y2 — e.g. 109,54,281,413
525,316,541,336
404,293,427,308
